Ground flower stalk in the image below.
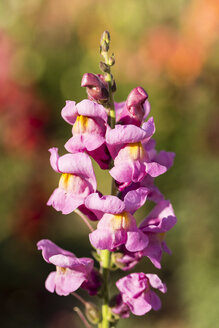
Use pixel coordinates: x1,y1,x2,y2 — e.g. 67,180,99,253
100,30,117,328
37,30,177,328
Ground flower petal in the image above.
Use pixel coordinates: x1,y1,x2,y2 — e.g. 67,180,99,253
146,274,167,293
58,153,96,191
149,291,162,311
37,239,74,263
125,231,148,252
45,271,56,293
126,295,152,316
145,161,167,177
55,270,87,295
49,254,93,272
106,124,148,145
77,99,107,122
85,193,125,215
124,187,149,214
61,100,77,125
47,188,85,214
48,147,60,172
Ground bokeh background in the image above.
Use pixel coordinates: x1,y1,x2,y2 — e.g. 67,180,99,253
0,0,219,327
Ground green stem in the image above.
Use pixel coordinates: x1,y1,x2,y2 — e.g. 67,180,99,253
99,31,117,328
100,249,111,328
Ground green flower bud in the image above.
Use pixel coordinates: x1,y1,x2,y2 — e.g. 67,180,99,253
85,303,101,324
99,61,110,73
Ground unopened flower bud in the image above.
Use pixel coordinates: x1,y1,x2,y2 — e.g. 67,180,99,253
99,61,110,73
81,73,109,102
111,80,117,92
85,302,101,324
108,55,115,66
100,31,110,53
126,87,148,123
102,31,110,43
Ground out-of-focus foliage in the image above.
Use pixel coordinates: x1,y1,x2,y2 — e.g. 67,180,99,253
0,0,219,327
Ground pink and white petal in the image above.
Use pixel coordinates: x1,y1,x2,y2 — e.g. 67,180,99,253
125,231,148,252
106,124,148,145
110,162,134,183
124,187,149,214
82,133,105,151
116,273,147,297
47,188,85,214
145,161,167,177
85,193,125,215
61,100,77,125
65,135,85,153
37,239,74,263
49,254,93,272
146,274,167,293
126,296,152,316
141,117,155,141
45,271,56,293
89,229,114,250
77,99,107,122
55,270,86,295
140,201,176,231
48,147,60,172
58,153,96,191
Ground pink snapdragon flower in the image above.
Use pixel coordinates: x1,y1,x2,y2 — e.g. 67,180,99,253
139,200,177,268
37,239,100,296
115,273,166,316
115,87,150,126
85,188,149,252
116,200,177,270
47,148,96,214
106,121,167,190
62,99,111,169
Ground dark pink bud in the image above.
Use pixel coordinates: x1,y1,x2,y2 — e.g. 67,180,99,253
126,87,148,123
81,73,109,102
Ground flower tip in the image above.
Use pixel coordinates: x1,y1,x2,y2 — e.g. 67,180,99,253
126,87,148,109
81,73,109,102
81,73,99,88
101,30,110,43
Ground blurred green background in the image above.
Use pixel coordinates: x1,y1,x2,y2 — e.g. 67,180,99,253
0,0,219,327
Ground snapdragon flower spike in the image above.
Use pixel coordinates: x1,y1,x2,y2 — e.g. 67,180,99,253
106,121,167,190
62,99,111,169
47,148,96,215
85,188,149,252
138,200,177,269
115,273,167,316
37,239,97,296
115,87,150,126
